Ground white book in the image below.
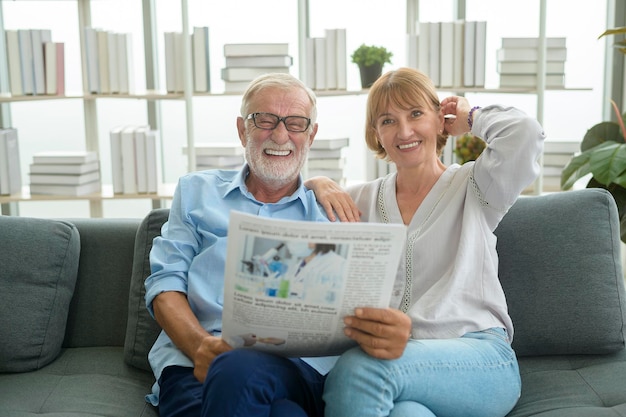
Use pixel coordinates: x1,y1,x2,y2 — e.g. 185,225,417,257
307,168,344,180
474,21,487,88
497,61,566,75
439,21,454,88
499,73,564,88
543,140,580,154
29,181,101,196
335,28,347,90
225,55,293,68
307,148,343,159
164,32,177,93
31,29,51,95
417,21,430,77
193,26,211,93
145,129,159,193
0,129,21,195
185,142,244,156
84,27,100,93
307,158,345,170
33,150,98,165
501,37,567,48
110,125,125,194
496,47,568,62
30,170,100,186
6,30,23,96
543,153,575,167
134,126,149,194
314,37,326,90
174,32,185,93
44,42,57,95
223,43,289,57
107,31,119,93
324,29,337,90
17,29,34,95
121,125,138,194
97,29,110,94
196,155,245,167
428,22,440,87
463,21,476,87
311,137,349,150
30,160,99,175
117,33,134,94
304,38,316,89
452,20,464,88
221,66,290,82
223,80,252,94
0,130,11,194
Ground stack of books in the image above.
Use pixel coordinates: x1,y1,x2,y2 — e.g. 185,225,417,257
184,142,245,171
0,128,22,195
303,28,347,91
407,20,487,88
541,139,579,191
110,125,159,195
29,151,101,196
496,37,567,88
305,137,350,185
5,29,65,96
221,43,293,93
164,27,211,94
83,27,134,94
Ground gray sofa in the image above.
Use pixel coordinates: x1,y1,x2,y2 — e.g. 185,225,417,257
0,188,625,417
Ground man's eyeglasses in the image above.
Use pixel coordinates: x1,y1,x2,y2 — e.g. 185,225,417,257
246,112,311,133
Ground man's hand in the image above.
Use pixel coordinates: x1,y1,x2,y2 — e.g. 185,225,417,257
192,335,232,383
303,176,361,222
343,307,412,359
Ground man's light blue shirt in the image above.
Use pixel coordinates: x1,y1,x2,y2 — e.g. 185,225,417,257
144,165,331,405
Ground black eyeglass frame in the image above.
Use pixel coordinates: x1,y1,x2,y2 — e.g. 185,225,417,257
246,112,312,133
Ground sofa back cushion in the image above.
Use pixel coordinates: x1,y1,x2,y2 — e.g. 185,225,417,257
124,208,169,371
0,216,80,372
63,218,141,348
495,188,626,356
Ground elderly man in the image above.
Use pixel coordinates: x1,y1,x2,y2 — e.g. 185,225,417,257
145,73,332,417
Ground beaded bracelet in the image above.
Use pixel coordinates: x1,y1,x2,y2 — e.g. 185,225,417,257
468,106,481,130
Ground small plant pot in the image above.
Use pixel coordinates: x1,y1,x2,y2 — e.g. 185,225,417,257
358,63,383,89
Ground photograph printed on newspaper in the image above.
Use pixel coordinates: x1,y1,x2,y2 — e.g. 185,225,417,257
221,211,407,357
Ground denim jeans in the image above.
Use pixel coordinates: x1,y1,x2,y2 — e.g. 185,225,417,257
323,328,521,417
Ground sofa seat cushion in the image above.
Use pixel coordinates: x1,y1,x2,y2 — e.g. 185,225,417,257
507,350,626,416
0,347,158,417
0,216,80,373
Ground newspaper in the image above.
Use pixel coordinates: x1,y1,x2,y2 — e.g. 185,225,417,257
222,211,407,357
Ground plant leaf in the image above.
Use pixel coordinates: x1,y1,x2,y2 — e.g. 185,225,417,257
582,121,624,150
561,151,592,189
598,27,626,38
588,142,626,185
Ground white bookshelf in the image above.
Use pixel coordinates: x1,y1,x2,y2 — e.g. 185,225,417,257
0,0,619,216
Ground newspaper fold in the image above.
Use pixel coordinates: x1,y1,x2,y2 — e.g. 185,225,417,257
222,211,407,357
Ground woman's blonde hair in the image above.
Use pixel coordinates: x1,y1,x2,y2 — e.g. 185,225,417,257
365,67,449,160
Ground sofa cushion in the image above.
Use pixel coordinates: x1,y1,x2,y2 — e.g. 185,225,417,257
495,188,626,356
0,216,80,372
124,208,169,371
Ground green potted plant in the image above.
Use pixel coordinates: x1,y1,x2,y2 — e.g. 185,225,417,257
351,44,393,89
561,27,626,241
454,133,486,164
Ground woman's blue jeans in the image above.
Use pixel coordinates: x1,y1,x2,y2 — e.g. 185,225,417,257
323,328,521,417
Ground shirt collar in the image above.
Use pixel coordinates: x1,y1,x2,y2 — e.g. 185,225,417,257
224,164,311,212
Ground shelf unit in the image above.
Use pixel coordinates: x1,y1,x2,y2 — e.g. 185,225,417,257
0,0,620,216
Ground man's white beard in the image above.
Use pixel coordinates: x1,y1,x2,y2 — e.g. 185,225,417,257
245,135,309,187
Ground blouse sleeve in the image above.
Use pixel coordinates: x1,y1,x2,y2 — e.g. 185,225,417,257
471,105,546,210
